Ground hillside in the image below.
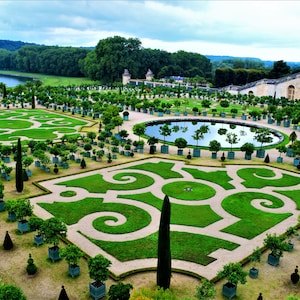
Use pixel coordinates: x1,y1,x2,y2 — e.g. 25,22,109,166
0,40,41,51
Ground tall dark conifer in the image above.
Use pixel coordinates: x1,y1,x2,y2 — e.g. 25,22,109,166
157,194,171,289
15,138,24,193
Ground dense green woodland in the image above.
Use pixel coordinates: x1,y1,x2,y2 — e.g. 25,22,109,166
0,37,299,87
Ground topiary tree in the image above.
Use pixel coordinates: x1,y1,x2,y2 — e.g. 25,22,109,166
26,253,37,275
40,217,67,247
3,231,13,250
58,285,70,300
108,282,133,300
88,254,111,287
157,195,171,289
80,158,86,169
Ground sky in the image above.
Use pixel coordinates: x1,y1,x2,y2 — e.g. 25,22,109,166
1,0,300,62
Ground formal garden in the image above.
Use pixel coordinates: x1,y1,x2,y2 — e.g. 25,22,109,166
1,79,300,299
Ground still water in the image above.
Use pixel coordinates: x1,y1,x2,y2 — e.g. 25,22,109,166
145,119,282,148
0,74,33,87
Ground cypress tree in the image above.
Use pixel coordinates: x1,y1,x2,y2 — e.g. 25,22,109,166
157,194,171,289
15,138,24,193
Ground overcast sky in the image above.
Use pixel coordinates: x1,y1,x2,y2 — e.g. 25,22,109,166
1,0,300,62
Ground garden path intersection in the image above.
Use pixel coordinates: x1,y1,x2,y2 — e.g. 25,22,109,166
31,158,300,281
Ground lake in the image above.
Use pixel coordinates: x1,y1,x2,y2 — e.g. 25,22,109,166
0,74,33,87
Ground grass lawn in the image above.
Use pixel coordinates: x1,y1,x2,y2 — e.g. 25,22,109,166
237,167,300,188
162,180,216,200
221,192,292,238
86,231,238,265
0,70,98,86
58,172,155,193
125,161,183,179
182,167,235,190
0,109,89,142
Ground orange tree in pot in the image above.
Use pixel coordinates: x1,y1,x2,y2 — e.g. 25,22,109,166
88,254,111,299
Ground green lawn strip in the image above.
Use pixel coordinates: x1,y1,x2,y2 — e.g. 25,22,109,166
83,231,238,265
0,119,32,129
274,189,300,209
237,168,300,188
0,70,98,86
124,161,183,179
38,197,151,234
120,192,222,227
162,181,216,200
182,167,235,190
221,192,292,239
0,128,76,141
57,172,154,193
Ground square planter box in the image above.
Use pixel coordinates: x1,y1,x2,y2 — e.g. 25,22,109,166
68,265,80,278
211,152,217,159
177,149,183,156
34,234,44,246
222,283,237,299
8,212,17,222
160,145,169,154
244,154,252,160
277,157,283,163
249,267,259,279
193,148,201,157
48,246,61,262
256,149,265,158
227,151,235,159
18,220,29,234
0,200,5,212
89,282,106,300
267,253,280,266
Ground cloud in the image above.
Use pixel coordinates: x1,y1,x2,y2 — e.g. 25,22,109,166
0,0,299,61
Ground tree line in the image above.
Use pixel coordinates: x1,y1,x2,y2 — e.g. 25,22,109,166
0,36,297,86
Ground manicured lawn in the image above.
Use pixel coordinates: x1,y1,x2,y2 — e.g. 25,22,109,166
0,109,89,142
221,192,292,238
237,168,300,188
275,189,300,209
58,172,155,193
0,70,98,86
86,231,239,265
182,167,235,190
162,181,216,200
126,161,183,179
120,192,222,227
39,197,151,234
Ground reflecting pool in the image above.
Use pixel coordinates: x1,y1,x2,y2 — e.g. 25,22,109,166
144,119,283,148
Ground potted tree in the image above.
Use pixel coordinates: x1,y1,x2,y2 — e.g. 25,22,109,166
159,123,171,154
28,216,44,246
88,254,112,299
240,142,255,160
5,199,17,222
174,137,187,156
209,140,221,159
254,128,273,158
218,262,247,299
15,198,33,234
22,156,34,177
276,145,286,163
249,247,261,279
108,282,133,300
147,136,158,154
263,233,289,266
60,244,83,277
40,217,67,262
226,132,239,159
192,125,209,157
285,226,298,252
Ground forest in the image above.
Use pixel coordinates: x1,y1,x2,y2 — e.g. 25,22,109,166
0,36,298,87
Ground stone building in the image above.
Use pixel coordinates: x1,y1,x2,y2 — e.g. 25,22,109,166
224,72,300,100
